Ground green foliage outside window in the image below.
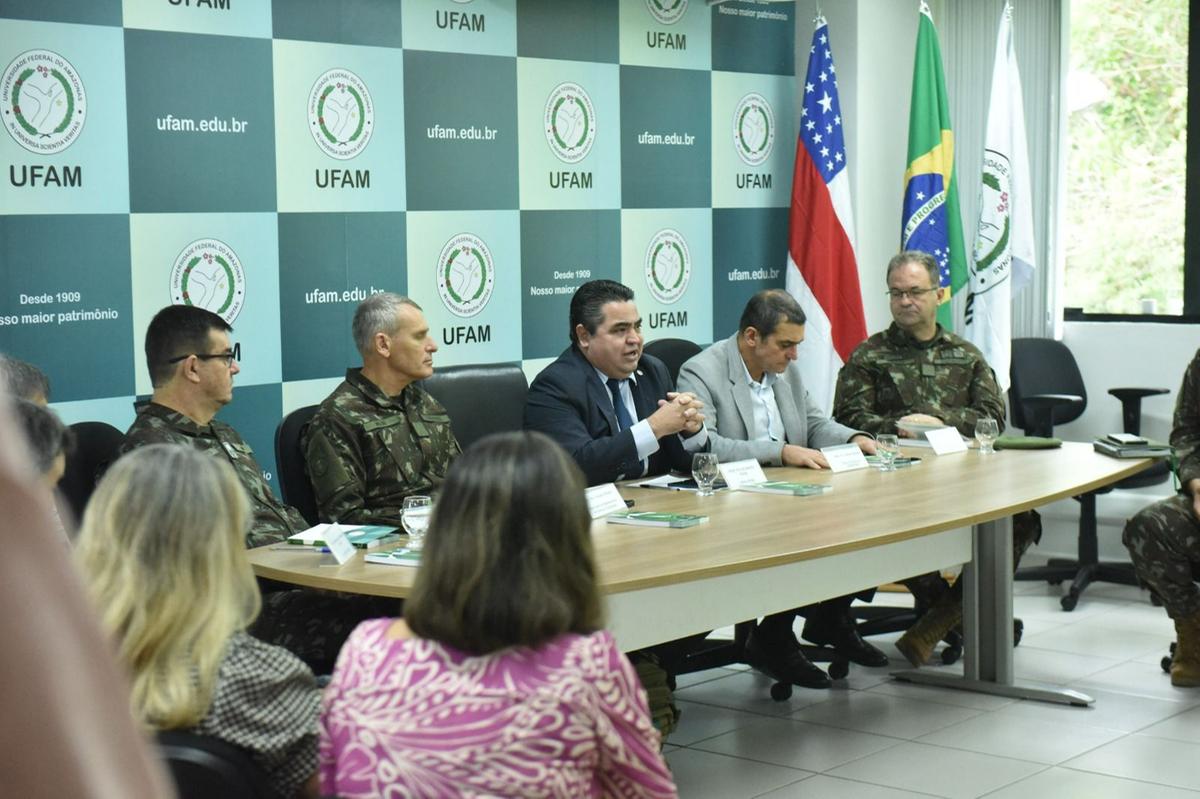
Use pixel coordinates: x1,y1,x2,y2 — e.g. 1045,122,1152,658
1064,0,1187,314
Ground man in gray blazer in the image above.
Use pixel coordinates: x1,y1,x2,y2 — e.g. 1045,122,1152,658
677,289,885,687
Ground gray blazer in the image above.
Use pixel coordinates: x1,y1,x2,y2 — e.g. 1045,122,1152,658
677,333,863,465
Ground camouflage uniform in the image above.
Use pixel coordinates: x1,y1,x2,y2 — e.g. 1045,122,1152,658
833,323,1040,592
1123,349,1200,619
122,401,306,547
833,322,1007,438
303,368,461,527
122,401,392,674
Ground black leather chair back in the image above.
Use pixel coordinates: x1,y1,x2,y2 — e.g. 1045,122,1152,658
643,338,702,385
58,421,125,521
274,404,320,526
421,362,528,451
1009,338,1088,434
158,731,271,799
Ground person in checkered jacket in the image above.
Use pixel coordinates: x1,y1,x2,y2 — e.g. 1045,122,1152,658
75,445,320,799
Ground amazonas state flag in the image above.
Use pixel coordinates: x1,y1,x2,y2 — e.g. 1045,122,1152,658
901,1,967,330
786,15,867,413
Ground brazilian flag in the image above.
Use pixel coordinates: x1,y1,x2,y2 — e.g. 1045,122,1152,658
901,3,966,330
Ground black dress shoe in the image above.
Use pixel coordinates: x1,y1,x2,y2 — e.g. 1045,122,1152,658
745,629,831,689
802,616,890,668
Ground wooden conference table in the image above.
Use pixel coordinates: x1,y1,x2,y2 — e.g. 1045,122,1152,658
249,442,1152,706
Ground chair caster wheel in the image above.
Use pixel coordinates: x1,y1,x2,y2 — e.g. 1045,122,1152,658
1061,593,1078,612
1014,619,1024,647
1163,642,1177,674
770,682,793,701
941,645,962,665
828,660,849,680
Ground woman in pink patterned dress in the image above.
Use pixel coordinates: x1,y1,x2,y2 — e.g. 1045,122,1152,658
319,431,677,798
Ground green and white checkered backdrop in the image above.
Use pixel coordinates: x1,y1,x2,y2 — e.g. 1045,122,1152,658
0,0,794,490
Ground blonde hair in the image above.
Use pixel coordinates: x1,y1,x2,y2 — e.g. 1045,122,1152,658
75,445,260,729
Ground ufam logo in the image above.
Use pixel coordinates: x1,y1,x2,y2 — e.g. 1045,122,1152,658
544,82,596,165
644,229,691,305
437,232,495,318
2,49,86,154
308,68,374,160
171,238,246,324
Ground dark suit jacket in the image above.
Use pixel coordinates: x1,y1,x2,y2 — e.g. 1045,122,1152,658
524,345,694,486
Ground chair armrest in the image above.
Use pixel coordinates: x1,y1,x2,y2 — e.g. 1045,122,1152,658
1108,387,1169,401
1020,394,1083,437
1107,387,1170,436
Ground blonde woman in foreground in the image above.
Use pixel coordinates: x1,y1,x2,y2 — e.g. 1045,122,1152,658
75,444,319,799
320,430,678,798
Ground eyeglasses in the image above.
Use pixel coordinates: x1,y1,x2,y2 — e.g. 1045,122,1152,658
886,287,938,301
166,351,237,368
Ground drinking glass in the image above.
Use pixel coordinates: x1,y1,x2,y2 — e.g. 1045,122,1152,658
876,434,900,472
401,495,432,550
975,418,1000,454
692,453,720,497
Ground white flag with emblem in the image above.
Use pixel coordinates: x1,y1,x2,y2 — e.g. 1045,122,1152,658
964,2,1035,392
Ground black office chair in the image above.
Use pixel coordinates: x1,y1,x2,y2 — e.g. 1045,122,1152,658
643,338,702,384
58,421,125,522
157,731,271,799
274,404,320,526
420,362,528,451
1009,337,1170,610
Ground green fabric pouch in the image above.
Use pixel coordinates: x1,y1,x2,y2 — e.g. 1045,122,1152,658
994,435,1062,449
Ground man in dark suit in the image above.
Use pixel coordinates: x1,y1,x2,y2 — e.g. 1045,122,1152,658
525,279,707,485
524,279,707,737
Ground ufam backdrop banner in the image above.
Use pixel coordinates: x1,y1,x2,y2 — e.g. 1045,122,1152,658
0,0,794,489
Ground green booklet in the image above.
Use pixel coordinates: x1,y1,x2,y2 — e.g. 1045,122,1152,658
364,547,422,567
288,524,400,549
738,481,832,497
606,510,708,528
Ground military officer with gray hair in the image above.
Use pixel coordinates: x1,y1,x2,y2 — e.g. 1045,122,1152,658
833,250,1040,668
1123,350,1200,687
304,293,461,527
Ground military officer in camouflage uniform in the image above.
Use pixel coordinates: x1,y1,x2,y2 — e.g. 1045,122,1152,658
123,304,389,673
833,250,1040,668
1123,350,1200,686
303,293,460,527
122,305,306,548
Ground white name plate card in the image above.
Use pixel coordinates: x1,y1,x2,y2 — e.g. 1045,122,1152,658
718,458,768,489
925,426,969,455
323,523,357,565
585,483,628,519
821,443,870,473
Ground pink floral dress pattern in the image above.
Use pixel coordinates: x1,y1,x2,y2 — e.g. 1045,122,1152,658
320,620,677,798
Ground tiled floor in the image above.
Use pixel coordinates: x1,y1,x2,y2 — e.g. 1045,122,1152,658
663,578,1200,798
